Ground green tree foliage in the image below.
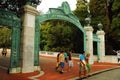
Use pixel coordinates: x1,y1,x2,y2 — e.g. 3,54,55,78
0,0,41,16
89,0,120,54
40,20,73,52
111,0,120,38
0,27,11,48
89,0,106,32
40,20,84,53
108,0,120,50
73,0,88,25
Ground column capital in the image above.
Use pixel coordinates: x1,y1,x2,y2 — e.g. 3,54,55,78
96,30,105,35
23,5,39,15
84,26,94,31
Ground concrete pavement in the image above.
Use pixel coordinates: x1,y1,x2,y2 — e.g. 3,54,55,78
84,68,120,80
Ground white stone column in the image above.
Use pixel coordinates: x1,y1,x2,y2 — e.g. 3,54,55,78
96,30,105,62
84,26,94,64
21,5,39,73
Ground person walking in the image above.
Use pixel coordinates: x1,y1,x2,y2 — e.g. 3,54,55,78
64,51,68,63
117,51,120,64
85,53,91,76
113,50,120,64
2,48,7,56
79,52,87,80
67,50,73,71
58,51,65,74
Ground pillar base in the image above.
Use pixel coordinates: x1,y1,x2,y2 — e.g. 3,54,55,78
9,66,41,74
9,67,21,73
34,66,41,71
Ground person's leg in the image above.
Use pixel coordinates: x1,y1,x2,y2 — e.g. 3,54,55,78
83,69,87,78
81,66,87,78
79,63,83,79
87,63,91,76
79,69,82,79
69,61,73,71
61,62,64,72
59,62,64,73
55,62,59,70
58,62,62,71
67,61,72,71
67,61,71,71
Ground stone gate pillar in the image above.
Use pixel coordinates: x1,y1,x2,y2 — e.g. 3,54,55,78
21,5,39,73
84,26,94,64
96,30,105,62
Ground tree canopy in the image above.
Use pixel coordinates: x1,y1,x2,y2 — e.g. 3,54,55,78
40,20,84,53
0,0,41,16
0,27,11,48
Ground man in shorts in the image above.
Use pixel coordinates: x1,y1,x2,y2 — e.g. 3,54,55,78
58,51,65,74
67,50,73,71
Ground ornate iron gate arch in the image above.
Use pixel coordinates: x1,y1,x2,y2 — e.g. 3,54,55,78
34,1,87,66
0,1,103,73
0,9,21,72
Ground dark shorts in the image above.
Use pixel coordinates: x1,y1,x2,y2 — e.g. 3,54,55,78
59,62,64,68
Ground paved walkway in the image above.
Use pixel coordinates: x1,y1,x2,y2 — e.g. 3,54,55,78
0,54,120,80
84,68,120,80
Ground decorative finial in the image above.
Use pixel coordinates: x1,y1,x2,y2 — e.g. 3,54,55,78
98,23,103,30
85,17,91,26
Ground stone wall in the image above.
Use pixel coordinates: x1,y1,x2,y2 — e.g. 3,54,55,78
40,51,118,63
0,49,118,64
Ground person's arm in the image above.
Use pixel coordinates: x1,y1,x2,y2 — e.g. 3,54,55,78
80,60,86,66
113,50,117,54
57,53,60,62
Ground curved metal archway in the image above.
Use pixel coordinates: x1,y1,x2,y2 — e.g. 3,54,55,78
0,1,102,73
34,1,87,66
